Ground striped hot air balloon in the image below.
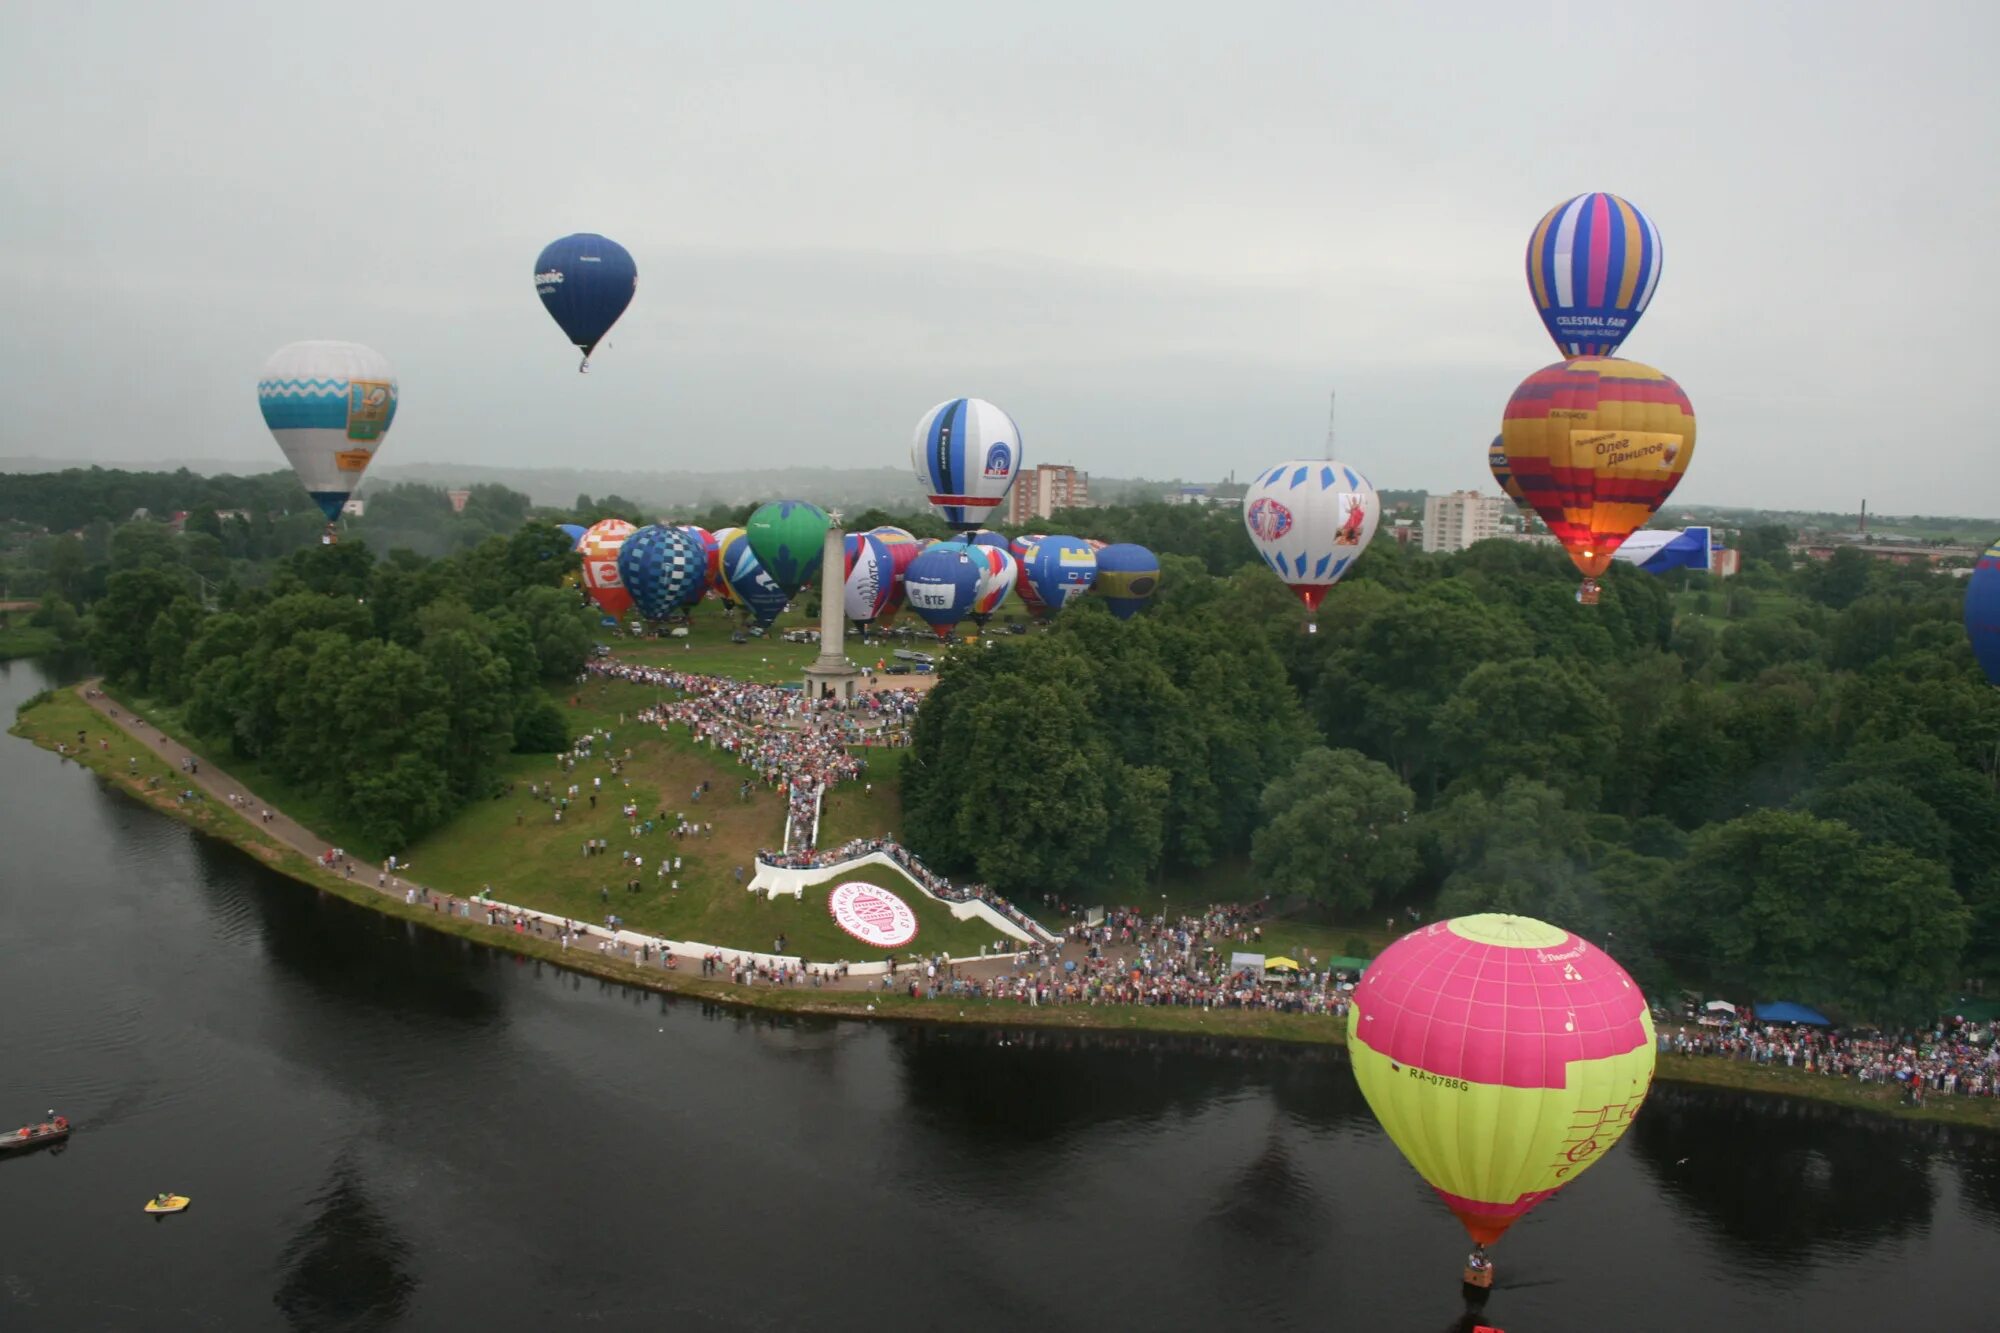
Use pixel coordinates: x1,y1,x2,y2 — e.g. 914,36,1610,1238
1349,915,1655,1255
1526,192,1663,359
1488,435,1533,520
911,398,1022,530
1500,357,1697,604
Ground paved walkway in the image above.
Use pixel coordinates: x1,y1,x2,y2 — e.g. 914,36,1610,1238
69,680,1063,995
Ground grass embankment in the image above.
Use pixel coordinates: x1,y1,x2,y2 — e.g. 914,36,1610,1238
99,673,986,961
0,626,62,661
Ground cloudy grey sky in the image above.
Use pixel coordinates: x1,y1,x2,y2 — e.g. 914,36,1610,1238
3,1,1993,513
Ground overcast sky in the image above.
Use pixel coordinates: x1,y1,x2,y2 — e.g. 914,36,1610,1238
3,1,1993,514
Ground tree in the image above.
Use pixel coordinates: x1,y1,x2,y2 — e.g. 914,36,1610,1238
1251,747,1417,912
1678,810,1967,1022
1423,779,1598,930
1434,657,1621,805
86,567,192,685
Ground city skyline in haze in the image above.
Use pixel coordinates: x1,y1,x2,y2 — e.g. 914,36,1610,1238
3,2,1993,516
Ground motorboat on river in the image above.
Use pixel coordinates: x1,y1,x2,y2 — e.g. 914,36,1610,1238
1,1113,70,1152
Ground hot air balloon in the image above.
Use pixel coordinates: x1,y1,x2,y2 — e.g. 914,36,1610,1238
744,500,830,598
1025,536,1097,613
677,526,718,609
533,233,637,372
578,519,637,619
1500,357,1697,604
1348,914,1655,1279
843,532,899,630
1527,192,1662,359
911,398,1023,530
1093,544,1160,620
1488,435,1533,520
720,530,791,628
1967,539,2000,687
964,529,1012,551
903,542,983,640
257,341,398,533
1242,461,1379,630
709,526,746,608
617,524,705,622
968,546,1018,628
558,523,588,551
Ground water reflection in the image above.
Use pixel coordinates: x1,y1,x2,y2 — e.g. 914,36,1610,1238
1631,1084,1936,1264
272,1155,417,1331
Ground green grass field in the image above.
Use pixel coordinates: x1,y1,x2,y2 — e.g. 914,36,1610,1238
0,625,61,661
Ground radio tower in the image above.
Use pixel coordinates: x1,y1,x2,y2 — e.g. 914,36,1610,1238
1325,390,1336,460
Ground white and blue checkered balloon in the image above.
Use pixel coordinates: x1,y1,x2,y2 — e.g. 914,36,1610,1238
616,524,704,621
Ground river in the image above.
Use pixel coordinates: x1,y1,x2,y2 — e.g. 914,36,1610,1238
1,655,1995,1331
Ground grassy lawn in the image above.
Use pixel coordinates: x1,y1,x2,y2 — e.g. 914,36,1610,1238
817,745,906,845
1671,581,1809,632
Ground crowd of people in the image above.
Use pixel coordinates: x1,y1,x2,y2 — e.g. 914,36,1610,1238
587,659,914,852
880,901,1357,1014
758,835,1060,944
1661,1015,2000,1103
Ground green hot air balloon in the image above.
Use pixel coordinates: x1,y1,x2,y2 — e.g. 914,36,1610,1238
744,500,831,598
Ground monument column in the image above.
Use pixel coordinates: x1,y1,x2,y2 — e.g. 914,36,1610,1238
803,527,863,703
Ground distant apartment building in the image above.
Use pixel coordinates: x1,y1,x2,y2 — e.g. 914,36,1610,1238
1421,490,1508,553
1007,463,1089,523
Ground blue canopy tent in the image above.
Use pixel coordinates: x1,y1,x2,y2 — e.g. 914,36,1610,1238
1754,1001,1831,1026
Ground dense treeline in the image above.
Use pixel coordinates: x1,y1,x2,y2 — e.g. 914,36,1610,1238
83,523,596,847
906,524,2000,1024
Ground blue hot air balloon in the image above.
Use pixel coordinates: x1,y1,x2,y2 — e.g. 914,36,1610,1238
1092,543,1160,620
903,542,983,640
1526,192,1662,359
533,233,638,372
1967,538,2000,687
558,523,587,551
964,529,1012,551
1026,536,1097,612
721,530,792,628
617,525,705,622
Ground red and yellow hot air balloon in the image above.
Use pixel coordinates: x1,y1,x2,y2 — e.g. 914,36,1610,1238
1500,358,1695,604
1487,434,1533,521
578,518,637,619
1348,915,1655,1274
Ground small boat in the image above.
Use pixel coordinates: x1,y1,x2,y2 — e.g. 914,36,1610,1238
0,1115,71,1153
144,1194,191,1215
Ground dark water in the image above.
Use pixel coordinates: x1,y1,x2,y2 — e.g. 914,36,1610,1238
2,657,1996,1332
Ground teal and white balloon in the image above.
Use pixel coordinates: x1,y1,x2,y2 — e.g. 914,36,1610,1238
257,341,398,522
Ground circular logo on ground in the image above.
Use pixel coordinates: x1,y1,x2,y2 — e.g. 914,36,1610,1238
828,882,918,948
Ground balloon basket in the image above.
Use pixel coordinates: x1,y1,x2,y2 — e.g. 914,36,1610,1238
1575,578,1601,606
1461,1262,1495,1290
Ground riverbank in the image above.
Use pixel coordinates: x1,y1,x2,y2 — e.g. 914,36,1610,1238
13,681,1999,1131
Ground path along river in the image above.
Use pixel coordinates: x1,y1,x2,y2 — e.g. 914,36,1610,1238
2,654,1997,1332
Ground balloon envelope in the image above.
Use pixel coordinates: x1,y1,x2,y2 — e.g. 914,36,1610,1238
721,531,791,628
257,341,398,522
534,233,637,364
1242,460,1379,615
709,526,746,607
578,519,637,619
1348,914,1656,1246
1527,192,1662,358
969,546,1017,622
1093,543,1160,620
744,500,830,598
911,398,1023,529
1967,538,2000,687
1025,536,1097,612
558,523,587,551
617,524,705,622
843,532,898,625
1488,435,1532,518
1500,357,1696,597
903,542,983,639
677,526,717,608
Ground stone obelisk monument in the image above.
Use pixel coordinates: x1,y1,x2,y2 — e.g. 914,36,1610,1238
802,526,863,703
